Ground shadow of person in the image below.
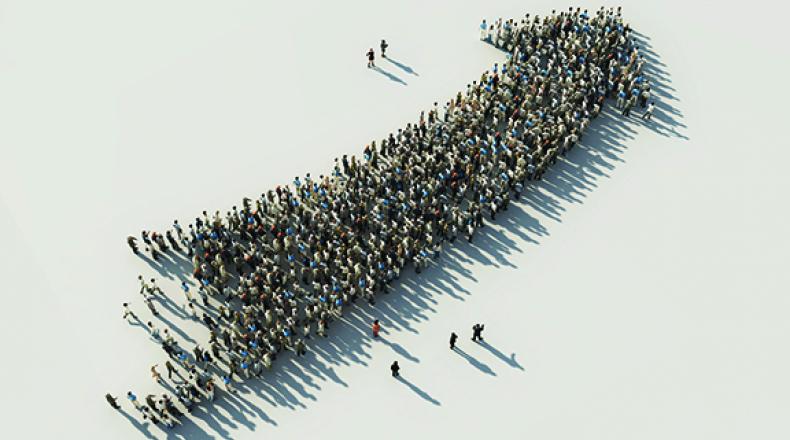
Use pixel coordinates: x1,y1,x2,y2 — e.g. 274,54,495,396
395,376,441,406
380,338,420,363
478,341,525,371
454,347,497,376
385,57,419,76
118,407,156,439
372,66,407,85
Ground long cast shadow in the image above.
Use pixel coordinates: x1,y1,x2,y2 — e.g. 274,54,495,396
385,57,418,76
479,341,525,371
454,347,496,376
396,376,441,406
372,66,407,85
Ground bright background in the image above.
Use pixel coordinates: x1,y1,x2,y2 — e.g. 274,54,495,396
1,0,788,438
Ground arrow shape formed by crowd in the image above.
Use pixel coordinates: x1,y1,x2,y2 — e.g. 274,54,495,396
118,6,653,430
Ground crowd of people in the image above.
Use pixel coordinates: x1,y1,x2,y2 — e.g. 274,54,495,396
112,7,651,430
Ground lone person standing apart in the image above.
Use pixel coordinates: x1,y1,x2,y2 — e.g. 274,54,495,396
450,332,458,350
390,361,400,377
367,48,376,68
380,39,388,58
472,323,485,342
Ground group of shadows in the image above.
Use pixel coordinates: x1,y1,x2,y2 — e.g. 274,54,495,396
122,31,686,439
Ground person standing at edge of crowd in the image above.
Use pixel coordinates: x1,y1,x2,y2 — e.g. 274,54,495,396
372,320,381,338
367,48,375,68
105,393,120,409
642,101,655,120
122,302,136,321
450,332,458,350
126,236,138,254
390,360,400,377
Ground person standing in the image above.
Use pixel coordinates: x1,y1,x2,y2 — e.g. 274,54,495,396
450,332,458,350
295,338,307,356
165,360,178,380
367,48,376,68
181,281,194,303
105,393,120,409
372,320,381,338
127,391,142,410
480,19,488,41
126,236,139,254
380,40,388,58
642,102,655,120
390,360,400,377
472,323,485,342
222,375,237,394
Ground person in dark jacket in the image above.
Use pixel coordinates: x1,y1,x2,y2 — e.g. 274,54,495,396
390,360,400,377
450,332,458,350
380,39,389,58
105,393,120,409
472,323,485,342
367,48,376,68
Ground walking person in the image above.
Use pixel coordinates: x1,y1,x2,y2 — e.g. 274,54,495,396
145,298,159,317
122,303,136,321
380,39,388,58
151,364,164,384
367,48,376,68
390,360,400,377
472,323,485,342
148,321,161,340
165,360,179,380
105,393,120,409
450,332,458,350
372,319,381,338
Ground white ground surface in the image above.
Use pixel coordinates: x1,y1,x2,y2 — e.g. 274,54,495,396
1,0,789,438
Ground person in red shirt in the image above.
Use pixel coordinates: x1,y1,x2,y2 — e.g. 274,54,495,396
372,320,381,338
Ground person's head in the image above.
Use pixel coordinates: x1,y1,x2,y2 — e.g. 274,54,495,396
138,275,142,280
147,321,152,327
123,302,128,307
150,278,155,283
374,320,379,324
